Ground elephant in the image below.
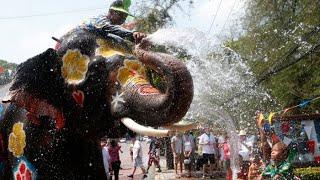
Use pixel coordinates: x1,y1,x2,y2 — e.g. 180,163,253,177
0,28,193,179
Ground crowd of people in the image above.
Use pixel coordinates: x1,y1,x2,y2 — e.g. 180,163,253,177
101,135,147,180
169,126,298,179
170,127,231,179
99,127,232,179
100,124,300,180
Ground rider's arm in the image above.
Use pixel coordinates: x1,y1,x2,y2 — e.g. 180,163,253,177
81,16,135,42
101,23,135,42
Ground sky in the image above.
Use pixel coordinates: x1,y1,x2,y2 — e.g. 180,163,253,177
0,0,244,64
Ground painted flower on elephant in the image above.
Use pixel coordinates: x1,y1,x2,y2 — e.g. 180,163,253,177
61,49,90,84
14,159,36,180
117,59,148,86
8,122,26,157
96,39,125,58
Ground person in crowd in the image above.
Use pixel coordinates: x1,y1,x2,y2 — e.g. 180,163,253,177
171,131,184,178
147,136,161,173
129,138,134,162
217,133,225,171
248,154,264,180
213,133,220,171
108,139,122,180
183,131,196,152
254,113,300,180
199,127,216,179
189,131,197,152
221,135,232,180
238,130,252,180
155,137,162,168
249,142,298,180
183,131,194,178
101,139,111,180
128,135,147,179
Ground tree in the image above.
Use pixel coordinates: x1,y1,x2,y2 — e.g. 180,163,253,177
226,0,320,113
0,59,17,85
132,0,193,33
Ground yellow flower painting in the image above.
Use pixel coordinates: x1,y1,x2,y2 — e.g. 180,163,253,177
61,49,90,84
8,122,26,157
96,39,126,58
117,59,148,86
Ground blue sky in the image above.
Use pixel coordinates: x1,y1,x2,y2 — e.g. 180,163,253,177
0,0,243,63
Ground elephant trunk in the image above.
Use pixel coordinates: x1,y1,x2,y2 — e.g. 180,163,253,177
118,43,193,127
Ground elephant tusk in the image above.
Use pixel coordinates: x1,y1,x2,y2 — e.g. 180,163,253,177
121,118,171,137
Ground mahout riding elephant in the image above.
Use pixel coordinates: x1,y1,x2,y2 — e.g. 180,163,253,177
0,28,193,179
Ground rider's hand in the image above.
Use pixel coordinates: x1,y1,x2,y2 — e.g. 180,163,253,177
133,32,147,44
134,38,151,54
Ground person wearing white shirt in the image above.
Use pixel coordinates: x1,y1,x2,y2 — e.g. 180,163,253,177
101,140,111,180
217,134,225,171
171,131,184,178
199,127,216,179
238,130,252,180
128,136,147,179
183,131,195,178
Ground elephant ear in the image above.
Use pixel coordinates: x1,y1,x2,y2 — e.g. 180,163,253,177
8,48,66,129
10,48,65,107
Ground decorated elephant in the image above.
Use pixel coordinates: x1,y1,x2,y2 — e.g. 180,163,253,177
0,28,193,179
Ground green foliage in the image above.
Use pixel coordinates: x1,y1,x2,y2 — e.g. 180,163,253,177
145,45,190,93
226,0,320,111
295,167,320,180
133,0,193,33
146,69,166,92
0,59,17,69
0,59,17,85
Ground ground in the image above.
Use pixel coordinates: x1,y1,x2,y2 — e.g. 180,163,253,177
118,141,226,180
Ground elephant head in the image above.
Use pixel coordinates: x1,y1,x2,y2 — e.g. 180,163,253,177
0,28,193,178
51,29,193,135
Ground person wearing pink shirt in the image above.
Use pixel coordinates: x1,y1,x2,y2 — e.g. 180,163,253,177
222,135,232,180
108,139,123,180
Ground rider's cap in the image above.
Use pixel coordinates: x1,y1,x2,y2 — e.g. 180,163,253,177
109,0,134,17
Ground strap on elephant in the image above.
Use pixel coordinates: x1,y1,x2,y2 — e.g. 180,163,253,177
5,91,65,129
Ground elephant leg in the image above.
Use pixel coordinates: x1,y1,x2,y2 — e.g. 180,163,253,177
66,135,106,179
0,103,106,179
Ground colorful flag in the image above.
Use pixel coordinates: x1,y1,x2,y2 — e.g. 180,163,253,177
268,112,275,124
